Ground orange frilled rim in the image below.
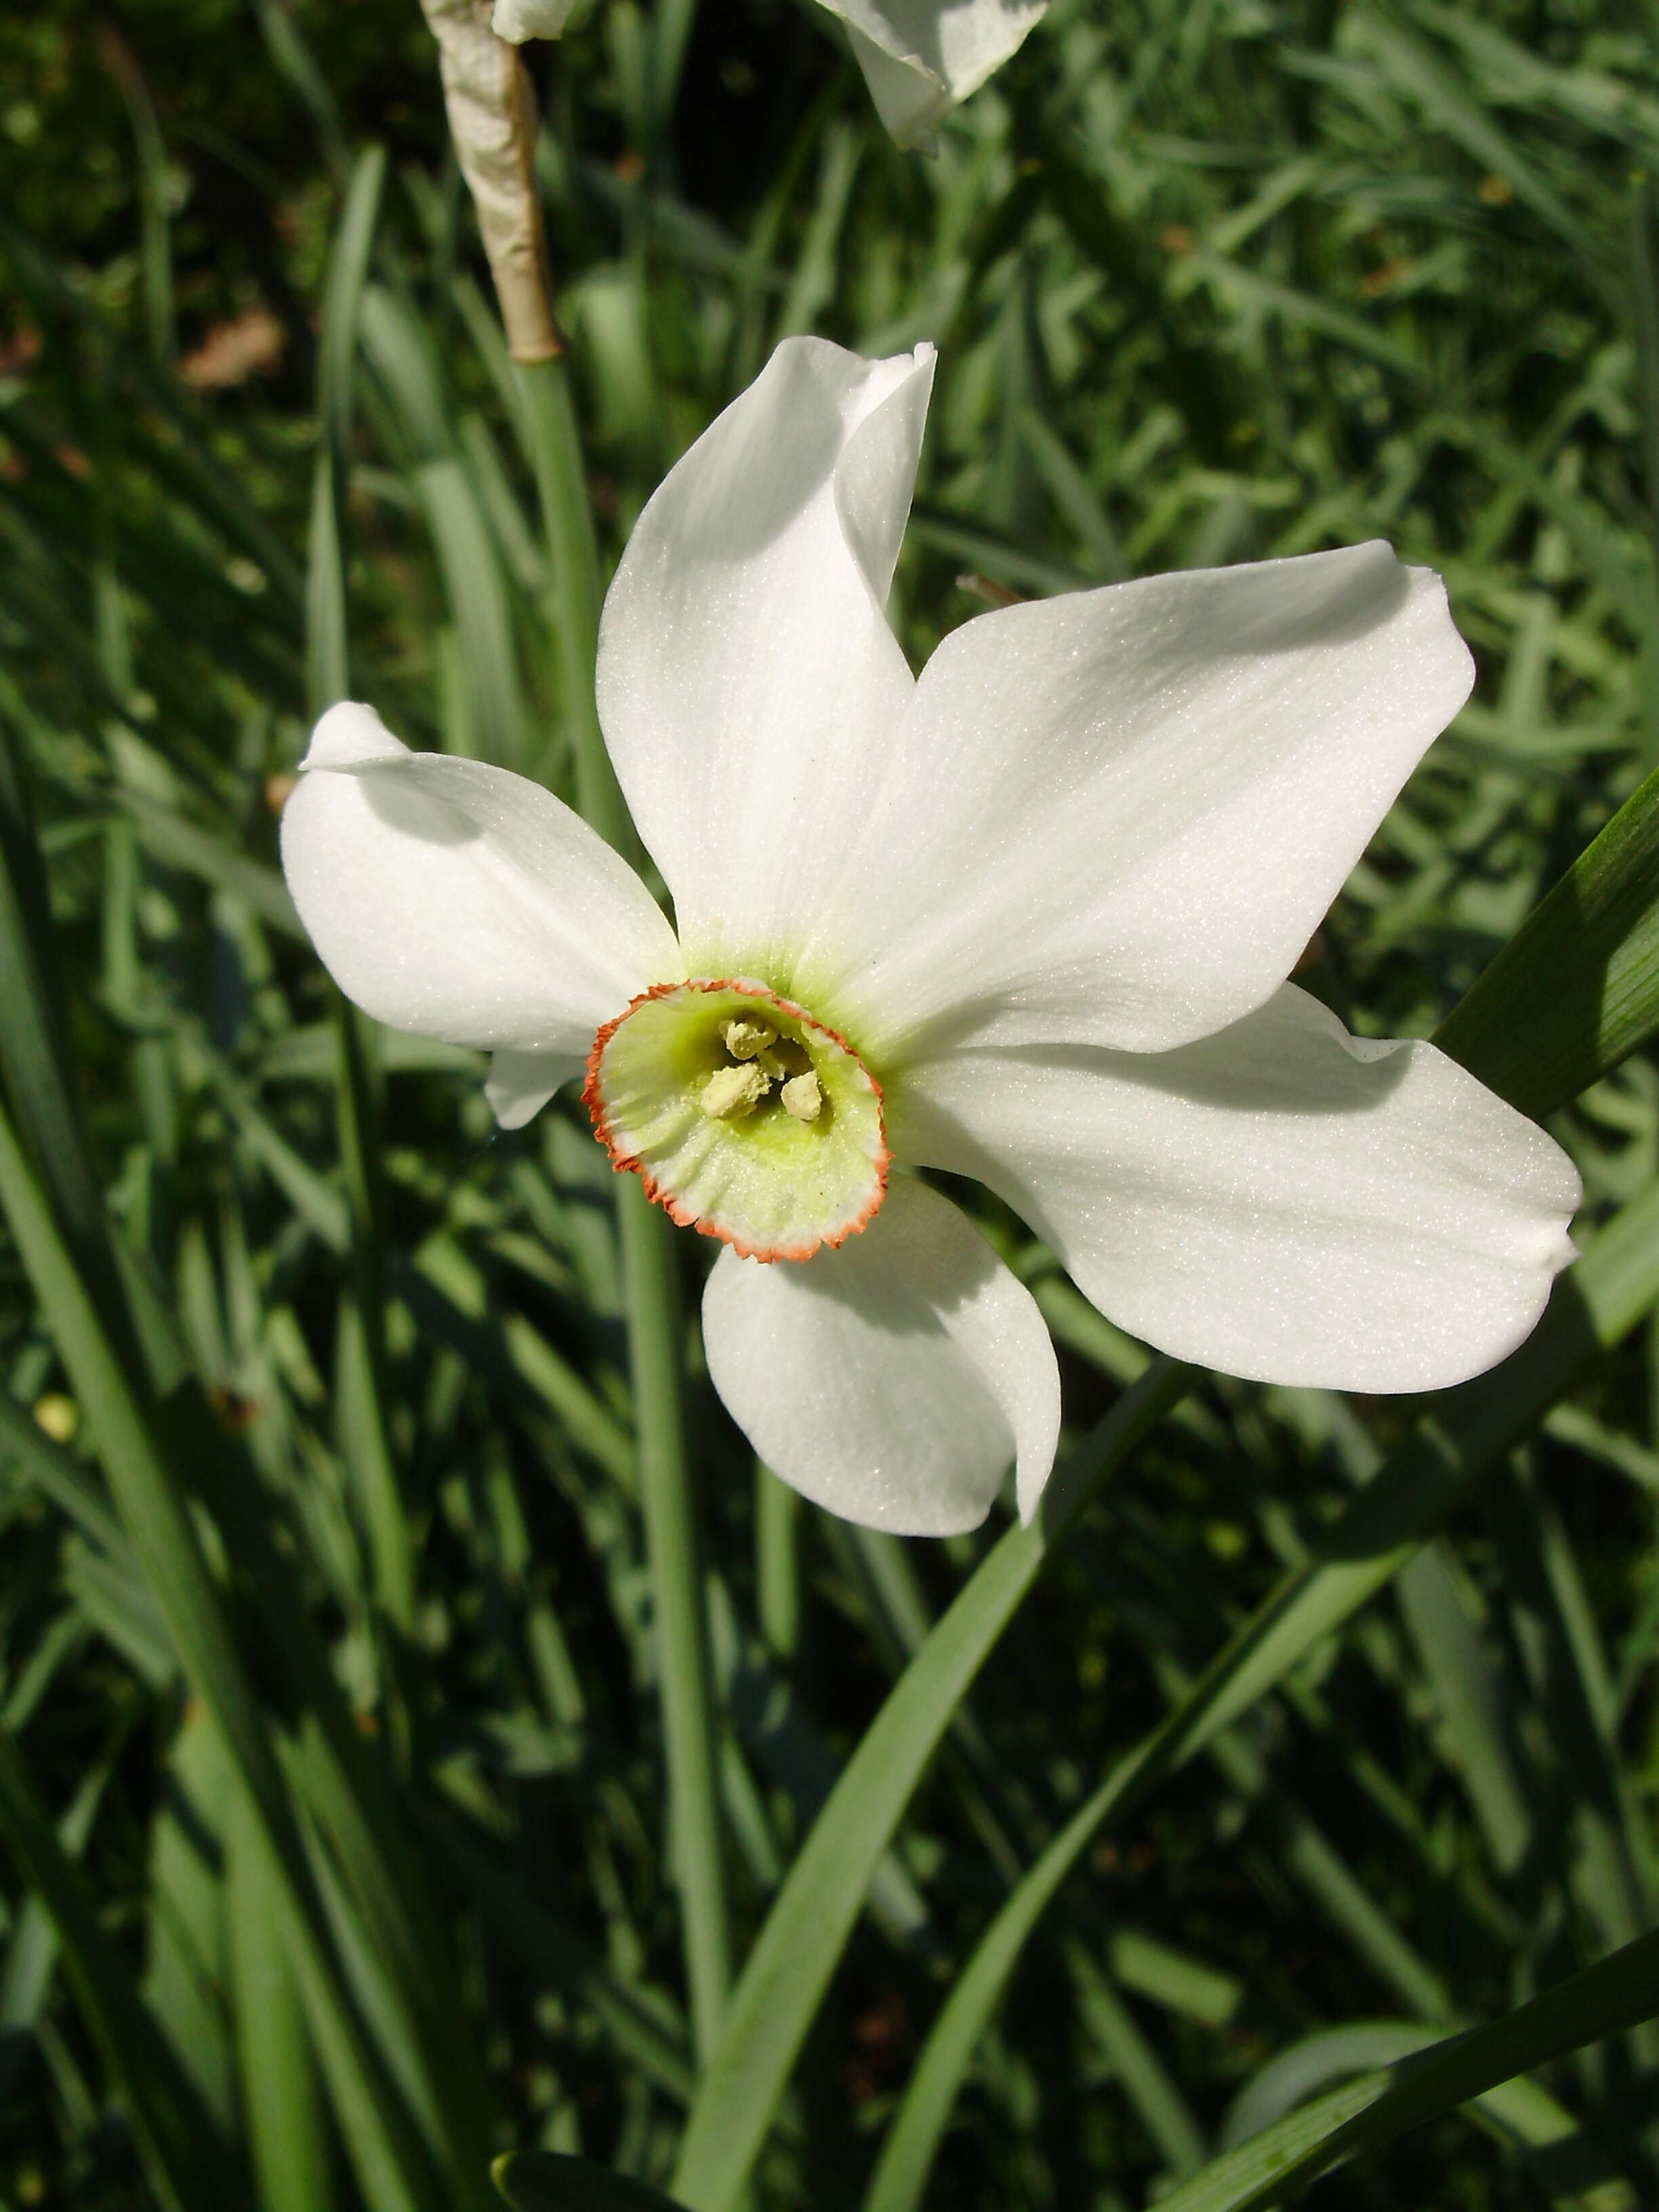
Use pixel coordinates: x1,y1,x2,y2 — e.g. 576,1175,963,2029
581,977,890,1263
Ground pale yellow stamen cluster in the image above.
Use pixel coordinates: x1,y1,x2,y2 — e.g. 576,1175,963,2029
700,1014,824,1124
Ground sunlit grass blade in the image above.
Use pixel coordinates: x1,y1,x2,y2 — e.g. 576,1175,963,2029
1435,762,1659,1115
225,1780,339,2212
668,1359,1191,2211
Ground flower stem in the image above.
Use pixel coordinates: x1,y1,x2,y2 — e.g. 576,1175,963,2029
756,1463,802,1666
516,348,735,2060
619,1177,735,2062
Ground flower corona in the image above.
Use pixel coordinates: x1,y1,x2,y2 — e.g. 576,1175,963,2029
582,980,888,1261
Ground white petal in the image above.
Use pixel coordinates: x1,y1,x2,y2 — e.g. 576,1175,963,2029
701,1177,1060,1534
893,985,1582,1394
823,0,1050,150
796,544,1474,1062
485,1049,583,1128
281,703,682,1054
594,337,934,989
491,0,577,38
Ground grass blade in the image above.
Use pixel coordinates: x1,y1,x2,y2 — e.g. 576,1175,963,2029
669,1359,1191,2210
1154,1927,1659,2211
1435,762,1659,1115
0,1732,237,2212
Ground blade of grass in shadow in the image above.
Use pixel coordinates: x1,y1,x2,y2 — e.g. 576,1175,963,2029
0,1732,238,2212
494,2150,686,2212
1152,1926,1659,2212
0,719,148,1383
1434,762,1659,1115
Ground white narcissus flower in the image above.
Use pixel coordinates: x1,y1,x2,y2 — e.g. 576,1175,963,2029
489,0,1047,152
281,337,1582,1537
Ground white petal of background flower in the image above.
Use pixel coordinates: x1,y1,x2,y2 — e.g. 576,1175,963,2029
795,545,1475,1062
820,0,1050,150
281,703,682,1055
487,0,1046,149
490,0,577,38
594,336,933,991
892,985,1583,1394
701,1176,1061,1534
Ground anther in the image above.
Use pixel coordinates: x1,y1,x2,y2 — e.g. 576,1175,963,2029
702,1063,771,1119
722,1016,777,1061
781,1071,822,1123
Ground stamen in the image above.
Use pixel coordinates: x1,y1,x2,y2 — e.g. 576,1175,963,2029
780,1071,822,1123
757,1038,811,1082
702,1063,771,1120
722,1015,777,1061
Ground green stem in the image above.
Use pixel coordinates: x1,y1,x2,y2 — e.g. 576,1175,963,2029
517,348,735,2060
619,1178,735,2062
756,1465,802,1666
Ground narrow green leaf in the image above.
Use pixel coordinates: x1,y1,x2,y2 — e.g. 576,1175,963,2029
669,1359,1191,2211
321,149,388,480
1155,1927,1659,2211
617,1181,733,2066
126,796,304,939
1434,762,1659,1117
0,1382,129,1557
226,1784,338,2212
0,721,149,1380
1353,8,1603,274
1065,1939,1208,2177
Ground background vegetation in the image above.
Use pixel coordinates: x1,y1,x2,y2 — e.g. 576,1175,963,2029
1,0,1659,2207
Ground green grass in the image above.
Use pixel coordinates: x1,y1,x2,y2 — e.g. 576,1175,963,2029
1,0,1658,2208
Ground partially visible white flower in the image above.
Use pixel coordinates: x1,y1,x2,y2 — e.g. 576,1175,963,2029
489,0,1048,152
808,0,1049,151
491,0,579,35
281,337,1582,1538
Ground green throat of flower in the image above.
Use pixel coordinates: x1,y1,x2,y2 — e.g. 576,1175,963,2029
583,980,888,1261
